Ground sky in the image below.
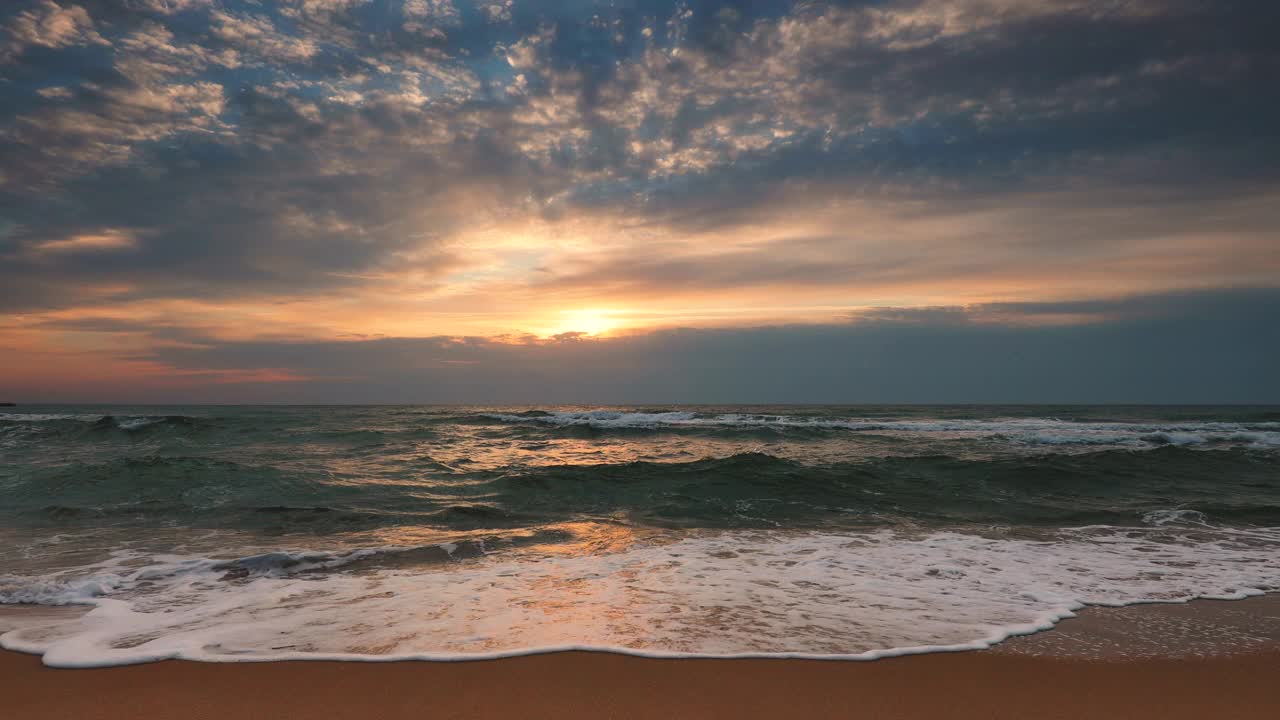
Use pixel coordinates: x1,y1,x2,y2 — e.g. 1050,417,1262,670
0,0,1277,404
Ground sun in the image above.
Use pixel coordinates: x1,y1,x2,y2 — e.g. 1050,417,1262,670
554,308,618,336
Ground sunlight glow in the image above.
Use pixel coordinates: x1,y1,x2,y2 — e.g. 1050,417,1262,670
553,308,620,337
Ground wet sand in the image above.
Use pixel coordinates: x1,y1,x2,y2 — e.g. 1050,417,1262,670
3,596,1279,719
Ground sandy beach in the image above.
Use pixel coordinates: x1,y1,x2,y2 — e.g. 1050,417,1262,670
3,642,1276,719
4,596,1278,719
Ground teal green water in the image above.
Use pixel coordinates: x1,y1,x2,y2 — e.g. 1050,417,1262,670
3,405,1278,534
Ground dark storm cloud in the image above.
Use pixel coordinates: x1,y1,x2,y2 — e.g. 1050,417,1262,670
47,287,1274,404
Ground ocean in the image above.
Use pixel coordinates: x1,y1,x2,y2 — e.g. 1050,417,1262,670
1,405,1278,667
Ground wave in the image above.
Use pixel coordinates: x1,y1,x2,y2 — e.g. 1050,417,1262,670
0,414,209,442
2,526,1276,667
481,411,1280,448
0,413,200,427
0,528,575,607
483,447,1280,527
1142,508,1211,526
5,447,1277,531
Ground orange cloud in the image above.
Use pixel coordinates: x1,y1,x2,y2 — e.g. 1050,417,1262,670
31,229,137,254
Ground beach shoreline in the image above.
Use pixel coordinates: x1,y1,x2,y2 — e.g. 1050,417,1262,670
4,595,1278,719
4,644,1276,720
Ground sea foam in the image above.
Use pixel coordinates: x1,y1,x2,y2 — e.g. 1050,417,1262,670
3,526,1277,668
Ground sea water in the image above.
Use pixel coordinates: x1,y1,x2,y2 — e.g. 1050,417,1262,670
1,405,1277,666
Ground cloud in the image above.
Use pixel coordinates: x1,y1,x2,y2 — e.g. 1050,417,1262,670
29,228,136,254
2,78,227,189
209,10,318,64
5,288,1275,404
2,1,106,61
0,1,1277,401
